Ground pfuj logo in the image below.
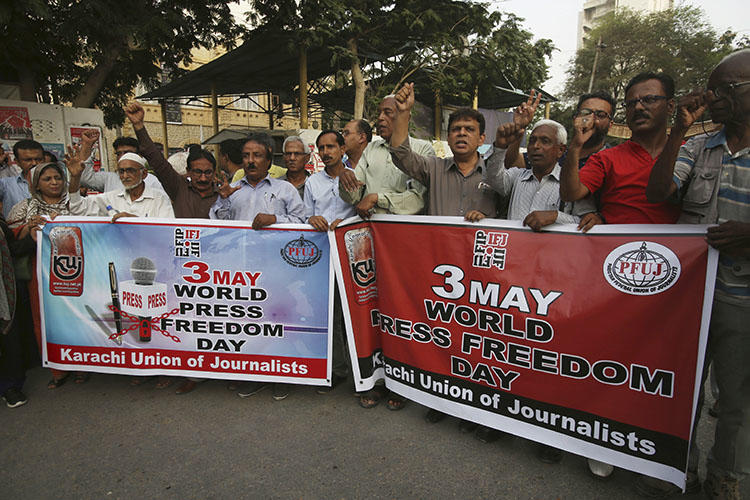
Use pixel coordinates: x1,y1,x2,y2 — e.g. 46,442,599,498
281,235,321,268
603,241,680,295
344,227,378,304
49,226,84,296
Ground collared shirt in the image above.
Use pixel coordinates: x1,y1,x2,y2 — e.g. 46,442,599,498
579,140,680,224
209,175,304,223
279,171,310,200
135,128,217,218
340,137,434,214
81,158,166,194
231,164,287,184
303,168,356,224
485,150,594,223
0,174,30,219
0,163,21,179
673,129,750,303
389,138,498,217
69,185,175,218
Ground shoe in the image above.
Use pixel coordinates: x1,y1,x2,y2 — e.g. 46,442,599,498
475,425,502,443
425,409,446,424
238,382,269,398
634,470,700,498
2,388,28,408
458,419,479,433
272,383,289,401
587,458,614,479
537,444,563,464
175,380,198,395
317,374,347,394
709,399,720,418
703,472,740,500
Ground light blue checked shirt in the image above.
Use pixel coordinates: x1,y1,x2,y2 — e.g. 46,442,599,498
0,174,30,220
209,175,304,223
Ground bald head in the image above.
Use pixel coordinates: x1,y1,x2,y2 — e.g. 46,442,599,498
708,49,750,125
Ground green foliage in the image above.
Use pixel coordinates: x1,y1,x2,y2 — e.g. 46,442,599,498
0,0,245,127
565,6,738,106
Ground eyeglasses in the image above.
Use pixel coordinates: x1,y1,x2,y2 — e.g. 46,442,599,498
577,108,611,120
710,81,750,99
190,169,214,178
116,167,142,176
621,95,668,109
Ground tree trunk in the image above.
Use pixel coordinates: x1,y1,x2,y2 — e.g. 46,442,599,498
71,44,123,108
17,67,36,101
348,38,365,119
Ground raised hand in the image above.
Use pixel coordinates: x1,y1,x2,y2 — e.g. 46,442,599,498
216,172,241,199
494,122,526,148
124,102,146,129
513,89,542,129
64,144,85,178
394,82,415,113
674,90,709,133
570,113,595,150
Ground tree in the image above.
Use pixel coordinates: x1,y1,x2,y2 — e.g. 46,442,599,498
248,0,553,120
0,0,245,126
565,6,738,106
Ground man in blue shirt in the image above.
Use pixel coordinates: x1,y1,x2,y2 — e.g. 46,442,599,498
0,140,43,220
209,132,303,228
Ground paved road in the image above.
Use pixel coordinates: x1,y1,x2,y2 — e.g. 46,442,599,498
2,367,747,499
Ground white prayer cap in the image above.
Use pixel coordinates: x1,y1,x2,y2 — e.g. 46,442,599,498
117,152,147,168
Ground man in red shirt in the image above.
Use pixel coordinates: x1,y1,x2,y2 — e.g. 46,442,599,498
560,72,680,225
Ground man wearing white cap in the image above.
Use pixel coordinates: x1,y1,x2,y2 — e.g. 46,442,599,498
64,148,174,219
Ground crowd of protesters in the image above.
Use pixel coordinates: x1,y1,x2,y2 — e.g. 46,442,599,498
0,47,748,499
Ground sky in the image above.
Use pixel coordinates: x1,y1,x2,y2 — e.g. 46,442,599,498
491,0,748,96
230,0,748,97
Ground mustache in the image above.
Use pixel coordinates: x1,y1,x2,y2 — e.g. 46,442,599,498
632,111,649,120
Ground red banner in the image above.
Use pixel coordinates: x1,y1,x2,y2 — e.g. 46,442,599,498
331,216,717,489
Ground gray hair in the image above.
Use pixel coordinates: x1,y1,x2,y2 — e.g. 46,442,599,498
532,119,567,145
282,135,306,152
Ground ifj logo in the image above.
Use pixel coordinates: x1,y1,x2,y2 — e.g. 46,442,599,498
603,241,680,295
281,235,322,268
49,226,84,296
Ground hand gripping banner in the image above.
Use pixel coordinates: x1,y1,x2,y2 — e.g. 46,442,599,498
39,217,333,385
331,215,717,488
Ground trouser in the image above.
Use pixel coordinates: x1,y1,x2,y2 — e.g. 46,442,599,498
0,281,39,394
332,283,350,379
705,299,750,480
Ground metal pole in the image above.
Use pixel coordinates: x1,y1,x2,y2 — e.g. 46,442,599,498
299,48,309,129
160,100,169,159
587,37,604,93
434,91,442,140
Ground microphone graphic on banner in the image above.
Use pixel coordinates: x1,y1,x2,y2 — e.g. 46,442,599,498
119,257,168,342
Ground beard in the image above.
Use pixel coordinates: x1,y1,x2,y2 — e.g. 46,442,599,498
583,127,607,149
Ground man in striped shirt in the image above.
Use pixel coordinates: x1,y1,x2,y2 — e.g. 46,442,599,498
647,49,750,499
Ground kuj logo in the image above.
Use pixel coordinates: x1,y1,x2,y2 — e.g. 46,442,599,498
281,235,322,268
603,241,680,295
49,226,84,296
344,227,378,304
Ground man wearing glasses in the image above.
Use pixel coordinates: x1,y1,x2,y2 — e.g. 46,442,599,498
646,49,750,499
560,72,680,225
278,136,310,200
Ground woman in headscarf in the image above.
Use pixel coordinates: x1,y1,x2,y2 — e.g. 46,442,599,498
7,160,88,388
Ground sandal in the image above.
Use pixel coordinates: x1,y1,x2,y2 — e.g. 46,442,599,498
155,376,173,389
130,376,156,386
47,373,70,389
74,372,91,384
359,386,388,409
386,394,406,411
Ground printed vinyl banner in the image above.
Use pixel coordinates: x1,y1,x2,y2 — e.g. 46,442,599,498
331,216,717,488
40,217,333,385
